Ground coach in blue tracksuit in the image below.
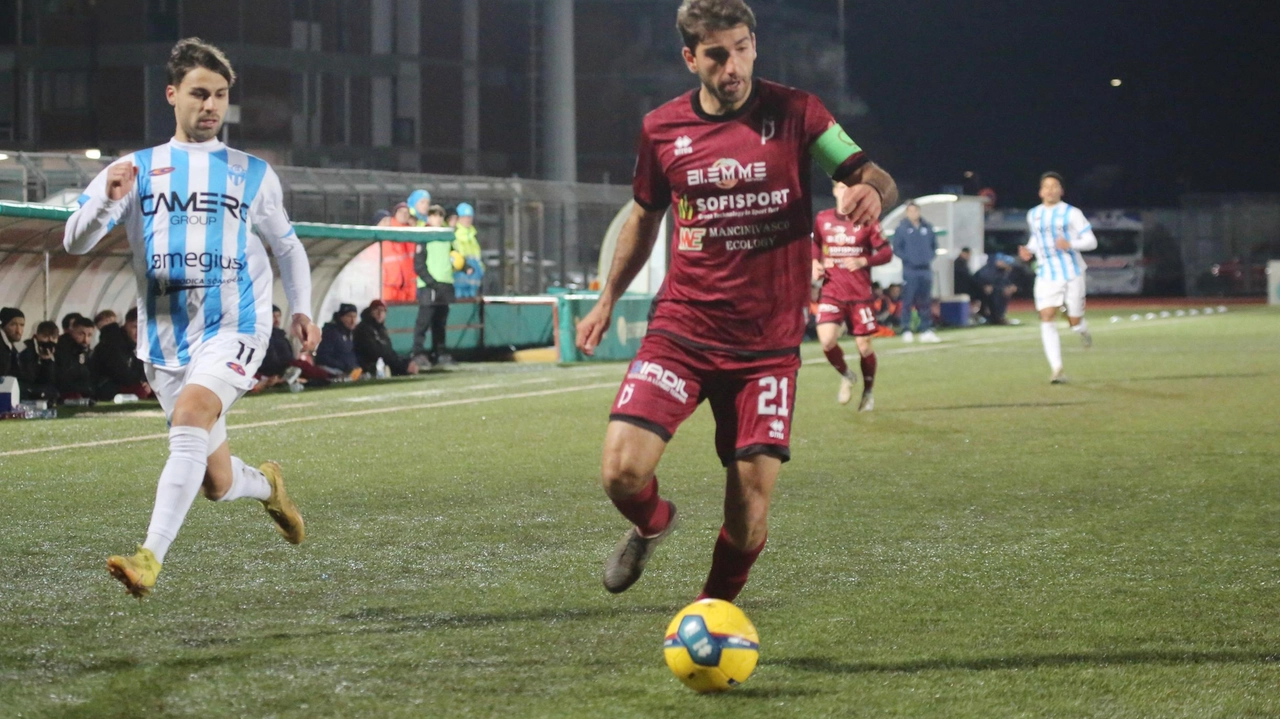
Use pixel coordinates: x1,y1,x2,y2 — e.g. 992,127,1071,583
893,201,940,342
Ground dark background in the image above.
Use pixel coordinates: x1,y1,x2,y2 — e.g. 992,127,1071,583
800,0,1280,208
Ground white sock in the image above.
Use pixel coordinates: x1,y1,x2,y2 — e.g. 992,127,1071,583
1071,318,1090,334
142,426,211,564
218,456,272,502
1040,321,1063,372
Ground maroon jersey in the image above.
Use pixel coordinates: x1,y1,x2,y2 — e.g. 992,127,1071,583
633,80,867,355
812,209,893,302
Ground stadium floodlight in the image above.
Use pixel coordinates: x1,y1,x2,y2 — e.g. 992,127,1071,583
0,153,8,161
1110,79,1123,87
84,149,102,160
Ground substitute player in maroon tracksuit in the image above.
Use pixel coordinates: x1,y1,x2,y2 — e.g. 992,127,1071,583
576,0,897,603
812,183,894,411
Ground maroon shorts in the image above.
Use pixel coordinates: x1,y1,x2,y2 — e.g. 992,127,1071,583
609,333,800,467
815,297,879,337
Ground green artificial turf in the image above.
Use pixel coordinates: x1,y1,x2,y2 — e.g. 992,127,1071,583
1,307,1277,718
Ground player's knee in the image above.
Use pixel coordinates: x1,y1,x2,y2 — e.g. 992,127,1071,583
600,449,652,497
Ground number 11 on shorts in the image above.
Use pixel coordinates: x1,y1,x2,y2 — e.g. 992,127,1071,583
757,377,789,417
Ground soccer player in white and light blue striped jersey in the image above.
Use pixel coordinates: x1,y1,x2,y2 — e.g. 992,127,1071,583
1018,172,1098,384
63,39,320,598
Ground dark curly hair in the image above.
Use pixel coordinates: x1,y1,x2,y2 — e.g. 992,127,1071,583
676,0,757,51
167,37,236,87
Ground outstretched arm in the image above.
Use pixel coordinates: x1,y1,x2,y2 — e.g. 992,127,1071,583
64,162,135,255
575,202,665,356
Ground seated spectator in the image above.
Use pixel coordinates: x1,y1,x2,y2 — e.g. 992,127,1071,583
56,316,96,401
18,320,59,401
93,308,151,400
354,300,419,377
975,254,1018,325
372,209,392,227
875,284,904,330
253,305,303,392
1,307,24,378
315,304,362,380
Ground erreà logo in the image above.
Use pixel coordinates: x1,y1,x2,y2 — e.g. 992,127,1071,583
677,195,695,221
673,135,693,157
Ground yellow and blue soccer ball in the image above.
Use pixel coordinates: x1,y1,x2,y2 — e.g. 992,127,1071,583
663,599,759,693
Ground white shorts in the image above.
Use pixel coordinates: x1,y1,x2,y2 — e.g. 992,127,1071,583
145,333,266,451
1034,275,1087,317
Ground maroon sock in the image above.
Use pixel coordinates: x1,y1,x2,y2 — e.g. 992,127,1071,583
823,345,850,376
609,477,672,536
860,352,877,392
697,526,766,602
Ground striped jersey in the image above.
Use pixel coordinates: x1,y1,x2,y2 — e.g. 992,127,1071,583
1025,203,1097,282
64,138,312,368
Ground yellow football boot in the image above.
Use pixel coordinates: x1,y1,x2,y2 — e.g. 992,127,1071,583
106,547,161,599
260,461,305,545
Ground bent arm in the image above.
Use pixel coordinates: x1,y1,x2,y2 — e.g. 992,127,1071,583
843,162,899,212
64,166,132,255
598,203,665,310
253,170,314,320
1070,210,1098,252
867,232,894,267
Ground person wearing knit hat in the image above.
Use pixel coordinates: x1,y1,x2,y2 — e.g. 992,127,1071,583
407,189,432,225
355,299,418,377
315,304,362,380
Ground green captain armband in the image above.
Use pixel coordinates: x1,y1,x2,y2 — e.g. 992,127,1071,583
810,124,864,177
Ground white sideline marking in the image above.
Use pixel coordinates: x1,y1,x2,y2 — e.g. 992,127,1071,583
0,382,618,458
802,314,1215,365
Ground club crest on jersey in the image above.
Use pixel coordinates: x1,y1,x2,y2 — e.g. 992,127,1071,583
228,164,247,187
150,167,176,176
226,362,246,376
686,158,767,190
760,117,776,145
678,227,705,252
673,135,693,157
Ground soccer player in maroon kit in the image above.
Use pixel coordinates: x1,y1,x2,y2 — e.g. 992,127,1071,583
576,0,897,602
812,181,894,411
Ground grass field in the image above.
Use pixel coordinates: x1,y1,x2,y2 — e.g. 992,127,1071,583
1,306,1278,718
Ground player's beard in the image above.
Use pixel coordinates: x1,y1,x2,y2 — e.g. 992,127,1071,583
707,74,750,109
186,115,223,143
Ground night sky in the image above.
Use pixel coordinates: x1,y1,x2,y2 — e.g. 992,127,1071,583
806,0,1280,208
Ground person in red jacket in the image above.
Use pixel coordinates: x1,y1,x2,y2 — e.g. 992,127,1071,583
812,181,894,410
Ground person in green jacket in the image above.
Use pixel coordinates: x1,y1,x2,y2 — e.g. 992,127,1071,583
452,202,484,298
412,206,457,366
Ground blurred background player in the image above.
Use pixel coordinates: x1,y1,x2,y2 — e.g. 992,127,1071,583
1018,172,1097,383
812,181,893,410
576,0,896,604
63,38,319,598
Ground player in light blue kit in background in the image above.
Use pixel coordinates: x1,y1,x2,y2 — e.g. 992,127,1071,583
63,38,320,598
1018,172,1097,384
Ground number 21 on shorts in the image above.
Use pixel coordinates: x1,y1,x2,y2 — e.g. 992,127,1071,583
757,377,790,417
